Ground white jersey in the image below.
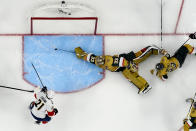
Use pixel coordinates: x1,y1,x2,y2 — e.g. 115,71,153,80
31,88,54,119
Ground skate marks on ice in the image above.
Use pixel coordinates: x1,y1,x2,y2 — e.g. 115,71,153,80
23,35,104,92
31,1,96,17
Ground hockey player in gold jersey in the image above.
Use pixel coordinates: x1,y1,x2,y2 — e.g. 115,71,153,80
151,44,195,80
183,98,196,131
75,45,165,94
151,33,196,81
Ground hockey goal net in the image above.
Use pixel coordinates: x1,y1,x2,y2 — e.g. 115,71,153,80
30,17,98,35
30,1,98,34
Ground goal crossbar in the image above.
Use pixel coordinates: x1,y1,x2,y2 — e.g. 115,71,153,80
30,17,98,35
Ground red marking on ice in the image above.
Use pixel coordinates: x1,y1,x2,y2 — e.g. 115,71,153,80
0,0,189,93
174,0,185,34
23,72,28,75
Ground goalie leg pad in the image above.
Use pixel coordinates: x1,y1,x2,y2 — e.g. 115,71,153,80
122,68,151,94
133,45,159,64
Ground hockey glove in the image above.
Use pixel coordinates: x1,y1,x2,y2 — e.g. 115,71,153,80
53,108,58,115
41,86,47,93
160,49,170,58
189,33,196,39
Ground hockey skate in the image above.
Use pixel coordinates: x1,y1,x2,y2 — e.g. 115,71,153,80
35,121,41,125
138,85,152,94
75,47,87,59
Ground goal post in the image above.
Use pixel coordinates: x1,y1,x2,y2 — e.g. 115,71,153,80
30,17,98,35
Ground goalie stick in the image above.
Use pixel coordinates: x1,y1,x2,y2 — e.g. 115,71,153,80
0,85,33,93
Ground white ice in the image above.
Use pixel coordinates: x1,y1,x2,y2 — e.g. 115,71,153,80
0,0,196,131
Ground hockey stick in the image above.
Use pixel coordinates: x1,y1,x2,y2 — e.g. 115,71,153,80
186,92,196,119
31,63,45,88
54,48,75,53
0,85,33,93
174,32,196,54
179,92,196,131
160,0,163,48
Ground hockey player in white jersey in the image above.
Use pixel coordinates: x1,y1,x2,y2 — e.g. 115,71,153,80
29,86,58,124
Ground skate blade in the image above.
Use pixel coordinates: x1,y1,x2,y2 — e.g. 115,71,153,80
139,86,152,94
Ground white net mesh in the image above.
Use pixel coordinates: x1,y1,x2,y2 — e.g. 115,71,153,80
31,17,98,34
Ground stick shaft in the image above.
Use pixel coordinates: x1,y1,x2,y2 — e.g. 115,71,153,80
161,0,163,48
31,63,44,87
186,93,196,118
0,85,33,93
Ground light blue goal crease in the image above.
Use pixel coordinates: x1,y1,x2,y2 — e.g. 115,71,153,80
23,35,104,92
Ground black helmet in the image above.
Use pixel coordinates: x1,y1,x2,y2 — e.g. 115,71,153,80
155,63,164,70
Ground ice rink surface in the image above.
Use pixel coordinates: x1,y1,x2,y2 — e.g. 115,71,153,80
0,0,196,131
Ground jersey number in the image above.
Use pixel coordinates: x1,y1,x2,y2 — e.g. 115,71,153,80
35,99,45,110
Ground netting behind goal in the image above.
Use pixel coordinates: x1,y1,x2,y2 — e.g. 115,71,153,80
30,17,98,35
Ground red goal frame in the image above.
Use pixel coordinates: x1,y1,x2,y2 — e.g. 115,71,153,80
30,17,98,35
